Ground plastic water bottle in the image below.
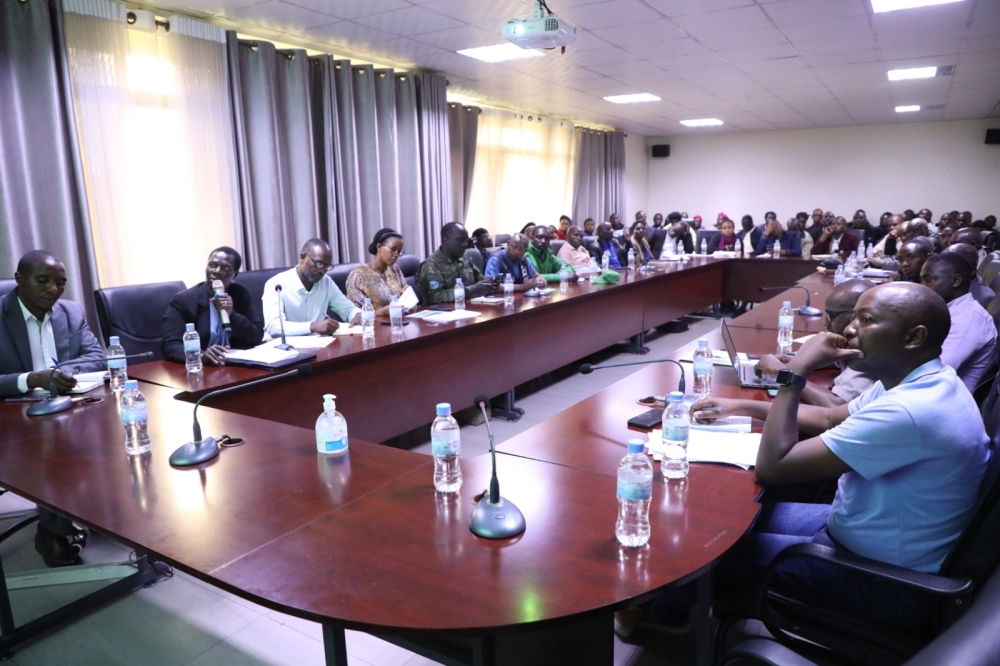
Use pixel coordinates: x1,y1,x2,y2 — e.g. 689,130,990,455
772,242,781,259
601,250,610,271
389,295,403,334
676,239,684,255
627,248,636,270
315,394,348,455
183,323,202,374
107,336,127,394
701,239,708,255
431,403,462,493
866,243,875,260
661,392,689,480
559,266,569,293
692,338,713,398
503,273,514,306
616,438,653,547
121,379,150,455
778,300,794,355
734,238,742,256
454,278,465,311
834,265,845,285
361,297,375,339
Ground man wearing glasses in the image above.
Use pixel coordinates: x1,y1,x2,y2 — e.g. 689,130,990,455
754,279,877,407
263,239,361,338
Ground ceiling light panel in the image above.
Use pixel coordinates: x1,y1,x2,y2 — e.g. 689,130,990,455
457,43,543,63
887,66,938,80
895,104,921,112
680,118,724,127
872,0,964,13
603,93,662,104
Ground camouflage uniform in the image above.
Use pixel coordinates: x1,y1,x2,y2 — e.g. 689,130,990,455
415,250,484,304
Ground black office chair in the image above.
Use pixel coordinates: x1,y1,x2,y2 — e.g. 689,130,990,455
697,229,714,250
464,248,484,274
549,240,566,257
395,254,420,279
495,234,511,247
978,258,1000,283
94,281,186,361
233,266,290,311
329,263,359,295
408,276,423,305
987,271,1000,295
0,278,16,298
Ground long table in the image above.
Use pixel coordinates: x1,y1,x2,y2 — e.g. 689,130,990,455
0,258,829,666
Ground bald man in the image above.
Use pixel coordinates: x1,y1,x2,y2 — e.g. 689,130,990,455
954,228,986,267
262,239,361,338
946,243,995,308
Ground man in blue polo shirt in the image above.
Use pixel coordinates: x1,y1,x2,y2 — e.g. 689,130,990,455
483,234,545,291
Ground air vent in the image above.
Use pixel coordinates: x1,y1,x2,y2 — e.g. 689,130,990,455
937,65,955,76
544,18,559,31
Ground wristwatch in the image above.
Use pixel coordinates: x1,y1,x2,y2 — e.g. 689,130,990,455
775,369,807,388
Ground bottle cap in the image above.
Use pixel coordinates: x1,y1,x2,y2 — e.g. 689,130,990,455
364,297,371,305
782,301,791,308
626,438,645,454
185,323,195,331
109,336,120,345
436,402,451,416
698,337,708,346
124,380,138,391
323,394,336,410
668,391,684,402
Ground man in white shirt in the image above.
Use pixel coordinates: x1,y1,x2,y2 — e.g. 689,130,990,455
262,239,361,338
920,253,997,391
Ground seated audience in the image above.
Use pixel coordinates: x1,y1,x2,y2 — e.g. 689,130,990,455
904,218,931,241
0,250,107,567
583,218,596,236
954,228,986,267
871,213,903,261
754,218,802,257
263,239,361,336
589,222,625,268
896,237,934,283
484,233,546,290
609,212,625,238
945,243,995,308
651,213,664,229
706,218,739,253
526,225,577,283
471,228,492,267
920,253,997,392
346,229,408,316
519,222,536,237
556,226,594,271
917,208,933,222
813,216,859,259
807,208,825,241
738,215,762,251
162,246,264,365
416,223,495,304
555,215,571,240
787,216,813,259
667,217,695,254
939,224,959,248
629,221,654,266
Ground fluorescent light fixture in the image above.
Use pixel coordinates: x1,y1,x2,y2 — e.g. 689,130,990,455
872,0,964,13
896,105,921,112
888,66,938,80
457,43,543,63
603,93,661,104
680,118,724,127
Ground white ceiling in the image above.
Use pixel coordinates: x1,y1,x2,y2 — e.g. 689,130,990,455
145,0,1000,136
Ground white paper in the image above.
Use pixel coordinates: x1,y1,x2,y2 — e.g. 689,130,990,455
793,334,815,344
397,286,419,310
524,287,555,297
266,335,336,349
646,428,760,469
470,296,505,305
330,325,363,337
690,416,753,433
422,309,481,323
68,380,105,395
73,371,108,384
226,347,298,364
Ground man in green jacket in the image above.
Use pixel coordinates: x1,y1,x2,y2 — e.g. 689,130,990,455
526,225,578,283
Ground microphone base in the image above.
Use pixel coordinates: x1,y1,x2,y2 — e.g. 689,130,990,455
469,496,526,539
797,306,823,317
274,343,295,351
26,396,73,417
169,437,220,467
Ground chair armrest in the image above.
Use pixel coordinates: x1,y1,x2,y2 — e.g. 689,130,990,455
722,638,819,666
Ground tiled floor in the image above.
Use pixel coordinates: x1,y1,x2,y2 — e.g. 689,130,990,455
1,316,724,666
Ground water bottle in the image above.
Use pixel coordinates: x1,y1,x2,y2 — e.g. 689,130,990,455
676,239,684,255
389,295,403,334
503,273,514,306
121,379,150,455
361,297,375,339
772,242,781,260
183,323,202,374
107,336,127,394
431,403,462,493
701,239,708,255
692,338,713,398
559,266,569,293
834,265,845,285
616,438,653,547
627,248,636,271
778,300,794,355
454,278,465,311
734,238,742,256
601,250,610,271
866,243,875,260
661,391,689,480
315,394,348,455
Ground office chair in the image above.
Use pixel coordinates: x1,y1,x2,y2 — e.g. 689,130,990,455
94,282,186,361
464,248,484,274
232,266,290,311
0,279,16,298
395,254,420,279
494,234,511,247
979,259,1000,285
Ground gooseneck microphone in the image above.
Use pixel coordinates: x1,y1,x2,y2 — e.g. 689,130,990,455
757,285,822,316
211,279,232,333
580,358,687,394
273,284,294,351
26,351,154,417
169,363,313,467
469,394,526,540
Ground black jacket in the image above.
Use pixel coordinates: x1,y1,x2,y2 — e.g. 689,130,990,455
161,281,264,363
706,232,739,254
586,237,628,267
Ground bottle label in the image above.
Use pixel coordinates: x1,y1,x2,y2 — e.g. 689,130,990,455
693,358,712,374
122,404,147,424
664,424,689,442
431,430,460,456
617,478,652,501
107,358,126,369
778,315,794,328
317,433,348,454
183,339,201,353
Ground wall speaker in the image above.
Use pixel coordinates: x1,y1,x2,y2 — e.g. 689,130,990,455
651,144,670,158
986,129,1000,145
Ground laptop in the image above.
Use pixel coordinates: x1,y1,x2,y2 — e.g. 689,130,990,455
720,320,781,389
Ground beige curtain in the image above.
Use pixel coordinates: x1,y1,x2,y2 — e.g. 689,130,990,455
465,108,576,236
63,0,241,287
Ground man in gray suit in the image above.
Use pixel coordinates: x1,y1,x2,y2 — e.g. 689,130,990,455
1,250,106,566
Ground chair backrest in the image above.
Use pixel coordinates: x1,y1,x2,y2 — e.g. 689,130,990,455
844,229,862,246
93,281,186,362
697,229,714,248
232,266,290,313
0,278,16,298
979,259,1000,284
987,271,1000,295
495,234,511,247
549,240,566,257
987,292,1000,319
395,254,420,278
329,263,360,296
464,248,484,274
407,275,423,305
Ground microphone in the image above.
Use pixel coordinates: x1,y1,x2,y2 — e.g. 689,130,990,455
169,363,313,467
26,351,154,417
273,285,294,351
211,279,232,333
580,358,686,394
757,285,822,316
468,394,526,540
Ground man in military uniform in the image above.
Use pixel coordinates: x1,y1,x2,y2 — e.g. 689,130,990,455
416,223,496,304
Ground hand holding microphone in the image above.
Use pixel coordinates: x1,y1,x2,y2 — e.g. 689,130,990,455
211,279,232,332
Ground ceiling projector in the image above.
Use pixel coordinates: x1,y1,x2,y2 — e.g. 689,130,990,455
502,0,576,50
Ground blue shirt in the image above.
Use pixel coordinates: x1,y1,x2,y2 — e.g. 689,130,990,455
754,230,802,256
820,359,989,572
484,249,537,284
596,240,622,268
208,299,229,347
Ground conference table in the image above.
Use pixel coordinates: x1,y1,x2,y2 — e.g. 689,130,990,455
0,257,836,666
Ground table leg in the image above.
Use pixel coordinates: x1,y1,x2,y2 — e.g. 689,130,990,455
491,390,524,422
624,332,650,355
323,625,349,665
695,571,714,666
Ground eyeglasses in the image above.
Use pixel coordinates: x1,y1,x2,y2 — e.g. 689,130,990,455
381,245,403,256
305,255,331,271
825,308,854,321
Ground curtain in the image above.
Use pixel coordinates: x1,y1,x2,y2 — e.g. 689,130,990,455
414,72,452,256
466,108,576,236
572,128,625,226
62,1,240,288
448,103,480,225
0,0,99,324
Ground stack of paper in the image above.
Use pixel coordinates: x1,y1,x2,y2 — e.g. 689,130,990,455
470,296,505,305
407,309,481,324
226,347,299,364
331,325,363,337
646,428,760,470
690,416,752,433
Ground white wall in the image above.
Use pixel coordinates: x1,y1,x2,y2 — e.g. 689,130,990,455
623,132,648,220
645,119,1000,223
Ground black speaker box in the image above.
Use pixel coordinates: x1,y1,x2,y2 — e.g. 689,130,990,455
651,144,670,158
986,129,1000,145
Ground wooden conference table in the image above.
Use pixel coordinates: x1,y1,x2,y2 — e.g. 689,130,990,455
0,258,831,666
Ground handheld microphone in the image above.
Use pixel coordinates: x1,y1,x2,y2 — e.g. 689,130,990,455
169,363,313,467
579,358,686,394
468,394,526,540
26,351,154,417
757,285,822,316
211,279,232,333
273,285,294,351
